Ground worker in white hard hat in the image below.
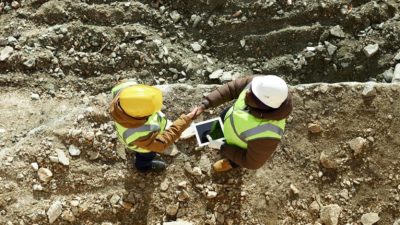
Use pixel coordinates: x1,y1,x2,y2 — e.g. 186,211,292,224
196,75,293,172
109,80,200,172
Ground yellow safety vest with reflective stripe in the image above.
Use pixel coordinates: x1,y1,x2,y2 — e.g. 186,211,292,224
111,81,167,153
223,86,286,149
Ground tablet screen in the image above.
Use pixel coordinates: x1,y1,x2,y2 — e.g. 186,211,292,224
194,118,225,146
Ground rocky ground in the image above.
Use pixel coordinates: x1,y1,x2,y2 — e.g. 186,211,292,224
1,0,400,225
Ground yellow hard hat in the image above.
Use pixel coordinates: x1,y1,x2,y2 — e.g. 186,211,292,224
119,85,163,117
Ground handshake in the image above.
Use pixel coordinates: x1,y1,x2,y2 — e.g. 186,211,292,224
181,104,224,150
184,104,205,120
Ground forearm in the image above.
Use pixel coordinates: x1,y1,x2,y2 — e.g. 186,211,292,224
203,76,254,109
134,115,192,153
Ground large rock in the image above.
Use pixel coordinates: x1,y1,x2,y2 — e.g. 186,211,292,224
392,63,400,83
308,123,322,133
209,69,224,79
320,204,342,225
362,82,376,97
38,168,53,183
56,149,69,166
68,145,81,156
348,137,368,155
363,44,379,57
0,46,14,61
47,200,63,224
330,25,345,38
190,42,202,52
361,213,380,225
319,152,336,169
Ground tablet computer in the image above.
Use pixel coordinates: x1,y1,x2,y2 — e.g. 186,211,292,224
194,117,225,147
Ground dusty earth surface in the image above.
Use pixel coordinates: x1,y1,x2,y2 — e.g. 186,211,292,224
1,0,400,225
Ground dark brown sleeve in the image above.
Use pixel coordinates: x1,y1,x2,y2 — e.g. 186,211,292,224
220,138,280,169
203,76,255,109
133,115,192,153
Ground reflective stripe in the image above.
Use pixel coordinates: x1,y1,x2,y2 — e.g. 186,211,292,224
229,108,246,143
123,125,160,141
239,123,284,140
113,89,123,98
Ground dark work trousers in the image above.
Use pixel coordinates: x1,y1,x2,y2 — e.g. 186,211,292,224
134,152,156,172
219,107,239,168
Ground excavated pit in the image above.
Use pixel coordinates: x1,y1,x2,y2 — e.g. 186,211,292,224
1,0,400,224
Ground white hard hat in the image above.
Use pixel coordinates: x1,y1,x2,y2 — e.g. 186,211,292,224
251,75,288,109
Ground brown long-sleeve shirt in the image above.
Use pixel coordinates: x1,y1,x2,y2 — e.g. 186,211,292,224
109,96,192,154
202,76,293,169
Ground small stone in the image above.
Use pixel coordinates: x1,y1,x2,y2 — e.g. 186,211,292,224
23,58,36,68
56,149,69,166
191,167,202,176
68,145,81,156
349,137,368,155
170,11,181,23
361,213,380,225
70,200,79,207
33,184,44,191
362,82,376,97
392,63,400,83
31,93,40,100
47,200,62,224
339,189,349,200
0,46,14,61
240,39,246,47
320,204,342,225
395,51,400,61
38,168,53,183
363,44,379,57
109,194,120,205
320,152,336,169
178,181,188,188
11,1,20,9
290,184,300,195
178,190,190,201
190,42,202,52
166,203,179,216
309,201,320,214
330,25,345,38
160,179,170,191
383,68,394,82
209,69,224,79
308,123,322,133
31,162,39,171
324,41,337,56
49,156,59,163
220,71,233,82
206,191,217,199
393,219,400,225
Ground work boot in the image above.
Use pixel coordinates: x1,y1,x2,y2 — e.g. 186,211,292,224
149,160,166,172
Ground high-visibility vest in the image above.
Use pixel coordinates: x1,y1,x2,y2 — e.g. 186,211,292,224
111,81,167,153
223,86,286,149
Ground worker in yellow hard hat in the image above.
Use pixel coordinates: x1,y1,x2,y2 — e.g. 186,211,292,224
109,80,200,172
